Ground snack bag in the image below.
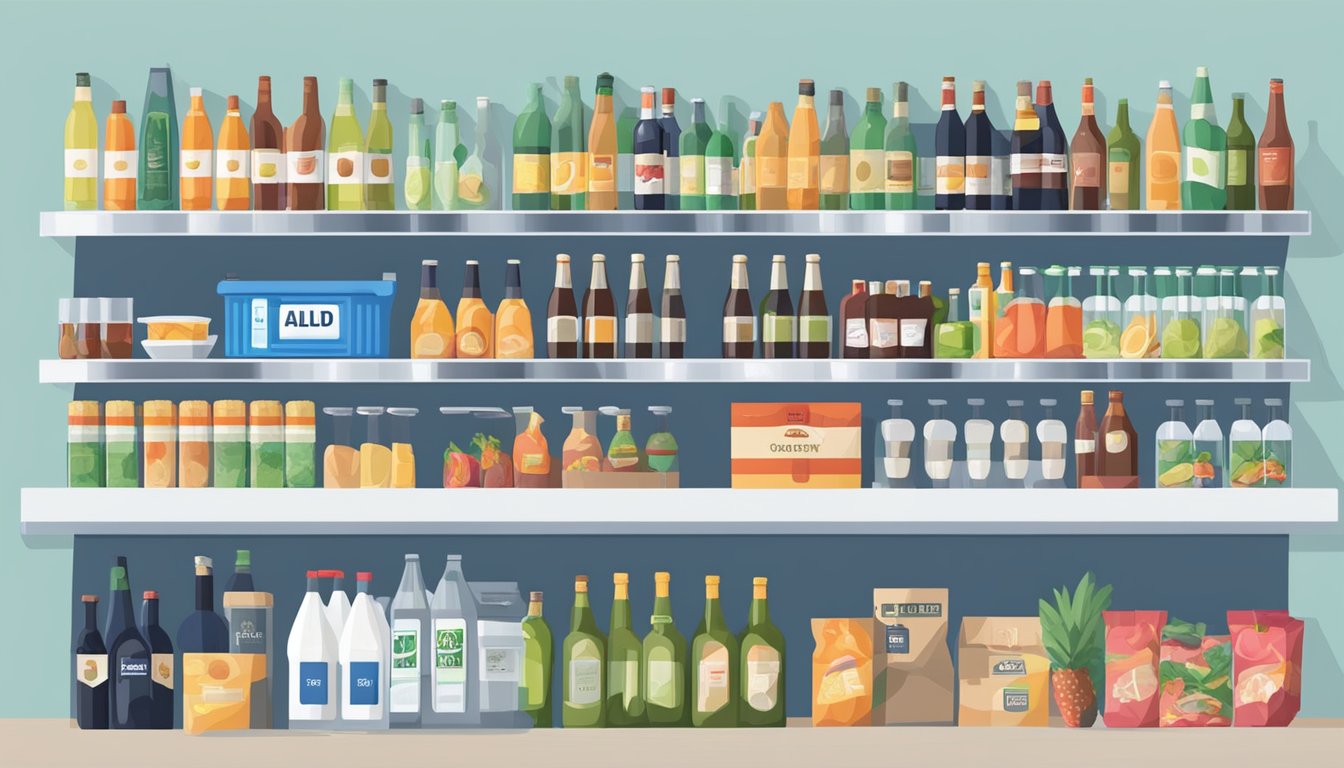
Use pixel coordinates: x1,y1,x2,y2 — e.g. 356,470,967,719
1227,610,1304,727
957,617,1049,727
812,618,874,726
182,653,268,734
1159,618,1232,727
1103,610,1167,727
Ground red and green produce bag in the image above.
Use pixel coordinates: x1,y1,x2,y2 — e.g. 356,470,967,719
443,442,482,488
1103,610,1166,727
1159,618,1232,727
1227,610,1303,727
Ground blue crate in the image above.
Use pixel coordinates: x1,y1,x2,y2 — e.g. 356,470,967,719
218,275,397,358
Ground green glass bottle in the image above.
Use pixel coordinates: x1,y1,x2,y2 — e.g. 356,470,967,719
883,81,917,210
562,575,606,727
819,89,849,210
513,82,552,210
1106,98,1141,210
705,119,736,210
849,87,887,210
551,75,586,211
606,573,646,726
643,571,688,726
1181,66,1228,210
737,577,785,727
521,591,553,727
364,78,394,210
1225,94,1257,210
679,98,712,210
690,575,738,727
433,101,461,211
137,67,179,211
739,112,761,211
327,77,365,210
404,98,431,210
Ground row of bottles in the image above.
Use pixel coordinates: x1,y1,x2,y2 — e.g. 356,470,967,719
1155,397,1291,488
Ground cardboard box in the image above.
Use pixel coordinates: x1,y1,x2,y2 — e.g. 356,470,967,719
731,403,861,488
957,616,1049,727
561,470,679,489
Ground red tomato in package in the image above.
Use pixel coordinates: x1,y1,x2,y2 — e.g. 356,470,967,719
1103,610,1167,727
1227,610,1304,727
442,447,481,488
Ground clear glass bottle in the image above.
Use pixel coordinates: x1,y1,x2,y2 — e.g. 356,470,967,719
923,399,956,487
1227,398,1261,488
1155,399,1194,488
1036,398,1068,486
645,406,679,474
1250,266,1286,359
1082,266,1121,358
1261,398,1292,488
600,407,641,471
1204,266,1248,358
1191,399,1223,488
964,398,994,484
1152,266,1174,357
1044,265,1082,358
428,554,478,726
876,399,916,488
1161,267,1202,359
1000,400,1030,485
390,554,431,726
1002,267,1046,358
1121,267,1158,359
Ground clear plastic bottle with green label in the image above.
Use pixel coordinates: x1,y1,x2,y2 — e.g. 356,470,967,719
737,577,785,727
1181,66,1227,210
520,591,552,727
1225,94,1256,210
643,572,687,726
327,77,365,210
605,574,645,727
1250,266,1286,359
1161,267,1202,359
427,554,478,727
562,576,606,727
389,554,431,727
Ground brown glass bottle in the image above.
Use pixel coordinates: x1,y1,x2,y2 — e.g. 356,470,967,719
1069,78,1106,210
1095,390,1138,482
660,254,686,359
547,254,580,358
251,76,285,210
867,280,901,359
840,279,869,358
584,254,617,359
1075,390,1097,487
625,253,654,358
723,254,755,358
899,281,934,358
1258,78,1294,210
287,76,325,210
797,253,830,358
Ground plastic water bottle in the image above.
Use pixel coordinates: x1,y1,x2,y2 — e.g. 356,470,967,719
339,571,390,727
390,555,431,727
288,570,338,726
427,554,479,726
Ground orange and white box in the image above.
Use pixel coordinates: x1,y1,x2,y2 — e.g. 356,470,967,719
730,403,862,489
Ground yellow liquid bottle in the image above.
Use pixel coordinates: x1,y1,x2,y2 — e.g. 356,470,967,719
786,79,820,210
1145,81,1182,210
216,95,251,210
755,101,790,210
358,406,393,488
181,87,213,210
456,259,495,358
587,72,618,210
495,258,535,358
64,72,97,211
410,259,455,358
970,262,995,358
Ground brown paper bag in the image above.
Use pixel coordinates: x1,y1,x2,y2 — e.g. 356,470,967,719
873,588,955,725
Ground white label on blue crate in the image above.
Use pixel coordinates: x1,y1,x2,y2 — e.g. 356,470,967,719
250,299,269,350
279,304,340,340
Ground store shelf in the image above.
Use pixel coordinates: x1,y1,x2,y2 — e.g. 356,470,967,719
19,487,1337,536
38,357,1312,384
39,210,1311,237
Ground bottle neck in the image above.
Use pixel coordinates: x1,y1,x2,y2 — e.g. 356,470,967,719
462,265,481,298
595,92,613,114
504,264,522,299
357,580,371,595
693,101,707,125
947,294,961,322
84,601,99,632
528,599,543,618
749,593,770,626
971,90,985,113
610,590,630,630
703,596,726,631
555,260,572,289
940,84,956,111
629,261,647,291
664,261,681,292
770,262,787,291
1231,98,1245,121
731,263,749,290
571,591,595,632
1115,101,1130,130
256,83,273,112
803,261,821,291
195,573,214,613
142,599,159,628
421,264,440,299
303,81,319,114
590,262,608,290
891,99,907,119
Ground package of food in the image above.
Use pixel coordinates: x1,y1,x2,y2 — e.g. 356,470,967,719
142,400,177,488
1102,610,1167,727
472,433,514,488
105,400,139,487
1159,618,1232,727
224,592,275,729
1227,610,1303,727
811,618,874,726
248,401,284,488
873,588,954,725
957,616,1049,727
213,400,248,488
178,400,211,488
731,403,862,489
67,401,103,488
443,442,482,488
512,408,552,488
182,653,267,734
284,401,316,488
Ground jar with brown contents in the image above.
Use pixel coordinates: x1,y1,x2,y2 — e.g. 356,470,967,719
75,298,102,359
101,298,134,359
58,298,78,359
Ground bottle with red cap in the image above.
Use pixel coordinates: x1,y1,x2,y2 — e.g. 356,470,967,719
140,590,174,728
339,571,390,727
289,569,339,726
323,569,352,641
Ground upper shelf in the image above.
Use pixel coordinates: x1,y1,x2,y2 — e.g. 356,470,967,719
39,358,1311,384
39,210,1311,237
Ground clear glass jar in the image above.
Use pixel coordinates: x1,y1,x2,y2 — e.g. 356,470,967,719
1082,266,1121,358
1152,266,1174,356
1044,265,1082,358
1250,266,1286,359
1204,267,1248,358
1161,267,1201,359
1121,267,1158,359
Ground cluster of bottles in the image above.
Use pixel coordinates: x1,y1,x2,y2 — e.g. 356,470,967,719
75,552,253,729
1155,397,1291,488
410,259,533,358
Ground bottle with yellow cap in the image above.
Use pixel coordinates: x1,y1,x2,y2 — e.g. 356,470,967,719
643,571,688,726
737,577,786,726
562,575,606,727
691,575,738,727
520,591,552,727
606,573,646,726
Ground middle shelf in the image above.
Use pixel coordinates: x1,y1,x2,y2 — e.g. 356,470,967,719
40,358,1311,384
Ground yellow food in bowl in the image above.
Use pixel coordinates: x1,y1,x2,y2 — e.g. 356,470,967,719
141,316,211,341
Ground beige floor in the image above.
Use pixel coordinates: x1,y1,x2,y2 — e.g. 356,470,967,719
4,718,1341,768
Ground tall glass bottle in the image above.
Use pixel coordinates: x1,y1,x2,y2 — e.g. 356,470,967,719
587,73,618,210
562,576,606,727
456,260,494,359
176,555,228,652
390,554,431,727
434,100,462,210
1145,81,1181,210
1228,398,1260,488
625,253,654,358
1258,79,1294,210
225,549,254,592
512,83,552,210
786,80,820,210
818,90,849,210
458,96,493,209
216,95,250,210
106,564,152,729
1121,267,1158,359
1250,265,1286,359
140,591,173,729
521,592,553,727
180,87,213,210
633,87,666,210
249,76,284,210
1075,390,1097,486
882,82,916,210
103,100,136,211
643,572,688,726
1181,66,1228,210
584,254,617,358
1037,81,1068,210
659,88,681,210
739,112,761,210
1010,80,1042,210
1070,78,1106,210
1261,399,1292,488
548,254,580,358
404,99,431,211
365,78,394,210
798,253,830,358
964,80,996,210
64,72,97,210
691,576,738,727
606,573,646,726
410,259,455,358
847,86,885,208
756,101,789,210
75,594,109,729
737,577,785,727
138,67,178,210
1045,265,1083,358
1222,95,1257,210
761,254,795,359
287,76,325,210
428,554,478,726
723,254,755,358
661,254,686,358
1096,390,1139,483
551,75,587,210
705,117,736,210
935,76,965,210
1106,98,1141,210
679,98,712,210
325,77,364,210
495,259,534,359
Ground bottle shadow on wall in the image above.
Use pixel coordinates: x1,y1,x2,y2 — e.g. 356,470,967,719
1293,121,1341,259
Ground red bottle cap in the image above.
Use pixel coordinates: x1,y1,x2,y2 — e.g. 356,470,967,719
661,87,675,105
143,590,158,600
357,571,373,582
306,570,318,578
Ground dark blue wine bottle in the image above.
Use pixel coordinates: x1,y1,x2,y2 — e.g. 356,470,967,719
225,549,254,592
106,565,153,728
658,87,681,210
140,591,174,728
934,76,965,210
74,594,109,729
1037,80,1069,211
964,80,998,210
176,556,229,653
633,86,666,210
1010,80,1043,210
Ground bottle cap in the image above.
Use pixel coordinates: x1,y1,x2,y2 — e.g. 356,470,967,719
227,95,239,110
613,572,629,584
630,253,644,263
592,253,606,262
1007,400,1024,408
82,594,98,603
235,549,251,567
75,72,90,87
666,254,679,262
1040,399,1057,407
655,572,670,582
111,100,126,114
1235,398,1253,406
829,89,844,106
306,569,318,578
967,398,985,407
887,399,903,406
1265,398,1283,407
596,72,613,89
1195,399,1214,407
753,577,768,587
410,97,423,114
530,591,543,601
928,399,947,407
661,87,675,104
866,86,881,102
194,555,213,569
190,86,202,97
564,75,579,88
1159,80,1172,89
556,253,570,262
143,591,158,600
372,78,387,87
772,254,786,262
357,571,372,582
798,79,815,96
1166,399,1184,407
732,254,747,263
805,253,820,262
1081,390,1094,404
705,575,720,585
895,81,907,101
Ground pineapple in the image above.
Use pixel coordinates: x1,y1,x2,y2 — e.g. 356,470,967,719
1039,572,1113,727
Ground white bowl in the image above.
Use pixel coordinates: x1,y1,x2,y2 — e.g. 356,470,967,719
141,335,217,360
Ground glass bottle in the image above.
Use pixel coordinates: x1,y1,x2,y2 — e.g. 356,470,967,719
659,88,681,210
1010,80,1042,210
1192,399,1223,489
180,86,214,211
964,398,994,485
1121,267,1158,359
867,280,900,359
990,261,1016,359
691,576,738,727
849,87,887,210
969,262,993,358
103,100,136,211
512,83,551,210
459,96,494,210
587,73,618,211
1082,266,1121,359
551,75,587,211
602,407,641,471
1145,80,1180,210
1225,94,1256,210
1162,267,1202,359
325,77,364,211
225,549,254,592
75,594,109,729
1261,398,1292,488
633,87,666,210
705,116,737,210
434,100,461,210
797,253,830,358
645,406,679,473
1205,266,1248,359
606,573,645,726
660,255,686,358
389,554,431,726
455,260,493,359
1106,98,1141,210
1096,391,1138,483
562,576,606,727
1181,66,1228,211
883,82,916,210
561,407,603,474
761,254,795,359
410,259,454,358
1044,265,1082,358
364,78,394,210
1228,398,1261,488
681,97,712,210
934,288,976,359
934,76,966,210
548,254,580,359
428,554,479,726
786,80,820,210
841,280,870,358
625,253,654,359
215,95,251,210
1152,266,1174,356
723,254,755,358
819,89,849,210
1155,400,1195,488
1001,400,1030,485
738,577,786,727
140,590,174,729
583,254,617,359
875,399,916,488
495,259,533,359
106,564,153,729
250,76,285,211
643,572,688,726
964,79,999,210
1004,267,1046,358
1070,78,1106,210
756,101,789,210
1037,80,1069,210
903,281,935,359
924,399,957,487
1258,79,1294,210
64,72,98,210
1037,398,1068,486
1075,390,1098,487
404,99,431,210
1250,266,1286,359
138,67,179,210
739,112,761,211
521,591,553,727
287,76,325,211
176,555,228,654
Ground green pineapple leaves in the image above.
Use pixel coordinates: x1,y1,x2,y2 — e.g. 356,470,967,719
1038,571,1113,671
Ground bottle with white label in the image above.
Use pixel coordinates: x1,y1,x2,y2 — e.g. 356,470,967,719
340,571,390,726
427,554,478,726
65,72,98,210
389,554,430,727
876,399,916,488
964,398,995,485
1036,399,1068,486
642,572,687,726
1181,66,1228,211
325,570,352,642
625,253,654,358
216,95,250,210
327,77,365,211
288,570,339,727
691,575,738,727
924,399,957,487
563,575,607,727
1001,400,1030,486
737,577,785,727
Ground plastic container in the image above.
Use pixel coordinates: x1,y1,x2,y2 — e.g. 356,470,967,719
1203,267,1248,359
1082,266,1121,358
212,400,248,488
1261,398,1291,488
1155,399,1194,488
218,274,397,358
178,400,211,488
923,399,956,486
142,400,177,488
101,298,134,359
288,570,339,728
285,401,317,488
358,407,391,488
105,400,139,487
1121,267,1158,359
875,399,915,488
1162,268,1202,359
1249,266,1286,359
964,398,994,483
249,401,284,488
1227,398,1261,488
67,401,102,488
1036,399,1067,484
426,555,478,726
1192,399,1223,488
471,581,525,726
1001,400,1029,483
338,571,389,727
323,407,360,488
1044,266,1082,358
58,298,77,359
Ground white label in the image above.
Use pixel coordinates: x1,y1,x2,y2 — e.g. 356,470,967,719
935,156,965,195
76,653,108,688
180,149,212,178
1011,153,1042,174
917,157,936,195
1185,147,1224,189
288,149,325,183
432,617,467,713
568,658,601,706
900,318,928,347
328,150,365,185
696,648,730,714
965,154,991,196
66,148,97,178
646,659,677,708
481,645,518,683
250,298,269,350
625,313,653,345
680,156,701,195
1041,153,1068,174
548,315,579,344
991,156,1011,196
103,150,136,180
870,318,900,349
252,149,285,184
390,618,421,713
1105,430,1129,453
845,317,868,348
215,149,249,179
1075,438,1096,454
277,303,340,340
660,316,686,343
635,152,664,195
365,152,393,185
723,316,756,344
705,157,733,195
746,658,781,712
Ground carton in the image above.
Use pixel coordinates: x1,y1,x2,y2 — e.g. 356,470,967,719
957,616,1049,727
873,588,954,725
182,653,268,734
731,403,861,488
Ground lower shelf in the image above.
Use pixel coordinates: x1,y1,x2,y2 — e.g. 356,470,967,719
19,487,1338,535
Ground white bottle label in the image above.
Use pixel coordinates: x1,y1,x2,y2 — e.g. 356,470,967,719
390,618,421,713
569,658,601,706
964,154,991,196
180,149,212,178
745,652,781,712
696,641,730,714
1075,439,1096,454
705,157,733,196
900,318,928,347
288,149,325,183
845,317,869,348
680,156,703,196
103,150,137,180
65,148,97,178
1185,147,1224,189
548,315,579,344
1011,153,1042,174
215,149,249,179
635,153,665,195
1041,153,1068,174
365,152,393,185
625,314,653,345
723,316,756,344
251,149,285,184
1105,430,1129,453
75,654,108,688
935,156,966,195
870,318,900,349
329,150,365,185
432,617,467,713
660,316,686,343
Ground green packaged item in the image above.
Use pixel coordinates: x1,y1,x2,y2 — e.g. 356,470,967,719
213,400,248,488
249,401,284,488
104,400,138,487
285,400,316,488
67,401,103,488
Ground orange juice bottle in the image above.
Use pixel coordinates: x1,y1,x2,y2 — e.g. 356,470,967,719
216,95,250,210
103,100,136,211
969,262,994,358
755,101,789,210
410,259,455,358
456,259,495,358
586,72,618,210
180,87,213,210
786,79,820,210
495,259,534,358
1145,81,1181,210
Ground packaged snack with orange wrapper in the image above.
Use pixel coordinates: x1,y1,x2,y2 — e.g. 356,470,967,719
182,653,267,734
811,618,874,726
1103,610,1167,727
1159,618,1232,727
1227,610,1303,727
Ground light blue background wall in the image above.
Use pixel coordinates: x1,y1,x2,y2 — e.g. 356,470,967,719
3,0,1341,718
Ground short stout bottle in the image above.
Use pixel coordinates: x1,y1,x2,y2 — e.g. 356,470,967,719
868,280,901,359
723,255,755,358
660,255,686,358
624,254,654,358
797,253,830,358
584,255,618,359
548,254,580,358
760,255,795,359
1075,390,1098,487
902,281,935,358
840,279,869,358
